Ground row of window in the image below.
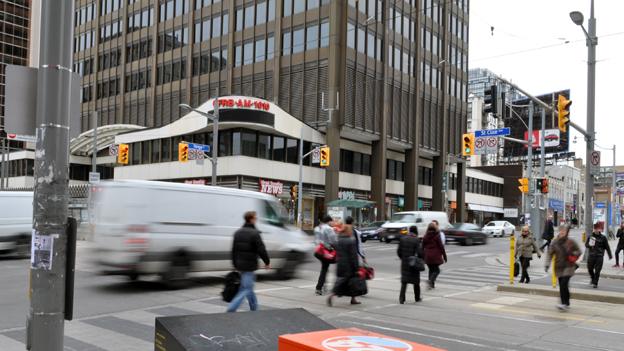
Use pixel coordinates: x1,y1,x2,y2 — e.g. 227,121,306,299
125,68,152,92
195,0,221,10
192,12,229,43
388,45,416,76
235,0,275,31
192,48,227,75
101,0,123,15
159,0,190,22
127,7,153,33
82,84,94,102
74,30,95,52
73,58,94,76
126,39,152,63
157,27,189,53
348,0,383,22
96,77,121,99
75,2,95,27
340,149,372,177
99,49,121,71
389,6,416,42
156,58,187,85
234,35,275,67
283,0,329,17
100,19,123,42
466,177,504,198
281,21,329,56
347,23,383,61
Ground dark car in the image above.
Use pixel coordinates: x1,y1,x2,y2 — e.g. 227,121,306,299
358,221,386,242
445,223,488,246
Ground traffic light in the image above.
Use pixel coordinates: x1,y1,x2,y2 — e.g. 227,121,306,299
319,146,330,167
462,133,475,156
540,178,549,193
483,85,498,116
178,143,189,162
518,178,529,193
117,143,129,164
557,94,571,133
290,185,298,200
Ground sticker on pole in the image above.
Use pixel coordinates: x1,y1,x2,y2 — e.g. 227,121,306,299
322,336,414,351
31,231,56,270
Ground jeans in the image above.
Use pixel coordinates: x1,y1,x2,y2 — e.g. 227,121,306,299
399,282,421,302
316,261,330,291
587,256,604,285
227,271,258,312
558,276,571,306
519,257,531,283
427,264,440,287
615,245,624,266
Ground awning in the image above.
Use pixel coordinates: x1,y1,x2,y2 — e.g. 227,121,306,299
327,199,376,208
467,203,505,214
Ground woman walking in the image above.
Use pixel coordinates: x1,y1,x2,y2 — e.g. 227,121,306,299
515,225,541,283
422,223,447,289
545,224,581,311
314,216,337,295
397,226,424,303
327,223,361,306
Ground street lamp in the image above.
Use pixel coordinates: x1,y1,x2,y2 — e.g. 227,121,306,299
179,102,219,186
570,0,597,239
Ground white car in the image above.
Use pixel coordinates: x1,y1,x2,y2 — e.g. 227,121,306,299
483,221,515,237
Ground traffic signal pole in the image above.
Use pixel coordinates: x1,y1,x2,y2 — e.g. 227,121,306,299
27,1,74,350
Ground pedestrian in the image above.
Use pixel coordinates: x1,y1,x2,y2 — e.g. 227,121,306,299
540,215,555,251
227,211,271,313
585,222,613,288
397,226,423,304
327,223,361,306
431,219,446,246
345,216,366,263
545,224,581,311
422,223,447,289
515,225,541,284
314,215,338,295
614,223,624,268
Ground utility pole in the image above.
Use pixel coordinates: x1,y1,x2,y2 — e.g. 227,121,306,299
211,98,219,187
537,107,546,241
527,102,539,238
0,138,5,190
613,144,618,228
91,111,97,173
27,1,74,350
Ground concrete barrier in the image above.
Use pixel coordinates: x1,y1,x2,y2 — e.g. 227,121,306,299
497,284,624,304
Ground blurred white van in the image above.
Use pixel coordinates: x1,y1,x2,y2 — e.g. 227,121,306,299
91,180,313,284
380,211,450,243
0,192,33,256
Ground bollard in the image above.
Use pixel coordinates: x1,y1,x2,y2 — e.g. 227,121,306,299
582,231,588,262
551,255,557,288
509,235,515,285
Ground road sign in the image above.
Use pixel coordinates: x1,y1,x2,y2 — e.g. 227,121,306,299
186,142,210,153
88,172,100,184
109,144,119,156
188,149,204,160
474,136,499,155
591,151,601,167
543,129,561,147
312,148,320,163
6,133,36,143
475,127,510,138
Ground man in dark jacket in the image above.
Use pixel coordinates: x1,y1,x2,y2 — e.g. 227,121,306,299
540,215,555,250
615,223,624,267
227,211,271,312
397,226,424,304
586,222,613,288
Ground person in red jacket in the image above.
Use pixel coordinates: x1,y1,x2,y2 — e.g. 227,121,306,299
422,223,447,289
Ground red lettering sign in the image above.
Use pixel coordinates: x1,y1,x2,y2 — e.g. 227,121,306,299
259,179,283,195
215,97,270,111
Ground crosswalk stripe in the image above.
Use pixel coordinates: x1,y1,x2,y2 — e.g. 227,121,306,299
461,253,492,258
446,251,470,256
64,321,153,351
435,278,489,287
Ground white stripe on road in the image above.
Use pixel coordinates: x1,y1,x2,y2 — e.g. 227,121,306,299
445,251,470,256
461,253,492,258
64,320,153,351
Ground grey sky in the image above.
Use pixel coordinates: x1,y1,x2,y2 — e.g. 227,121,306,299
469,0,624,165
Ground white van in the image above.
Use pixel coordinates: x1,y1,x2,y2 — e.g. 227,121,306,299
91,180,313,284
379,211,450,243
0,191,33,256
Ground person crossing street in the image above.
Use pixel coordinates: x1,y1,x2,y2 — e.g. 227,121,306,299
314,216,337,295
515,226,541,284
613,223,624,268
422,223,447,289
545,224,581,311
540,215,555,251
585,223,613,288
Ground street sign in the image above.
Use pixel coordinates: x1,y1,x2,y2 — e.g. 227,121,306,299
474,136,499,155
188,149,204,160
312,148,320,163
186,142,210,153
109,144,119,156
6,133,36,143
88,172,100,184
475,127,510,138
543,129,561,147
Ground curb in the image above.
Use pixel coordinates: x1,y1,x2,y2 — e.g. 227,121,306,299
497,284,624,304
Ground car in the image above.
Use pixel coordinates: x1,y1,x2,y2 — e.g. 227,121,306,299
483,221,515,237
445,223,488,246
357,221,386,242
380,211,450,243
0,192,33,257
545,134,559,141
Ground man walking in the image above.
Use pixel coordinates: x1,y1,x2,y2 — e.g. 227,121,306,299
585,223,613,288
540,215,555,251
613,223,624,268
227,211,270,312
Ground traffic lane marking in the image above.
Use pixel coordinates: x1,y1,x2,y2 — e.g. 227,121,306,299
470,302,604,323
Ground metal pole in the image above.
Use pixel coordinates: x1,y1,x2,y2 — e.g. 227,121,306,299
528,102,539,238
297,127,304,227
211,97,219,186
537,107,546,242
585,0,597,242
91,111,97,173
0,138,5,190
28,0,73,349
612,144,617,229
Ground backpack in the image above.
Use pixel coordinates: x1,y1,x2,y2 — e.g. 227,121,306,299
221,271,241,302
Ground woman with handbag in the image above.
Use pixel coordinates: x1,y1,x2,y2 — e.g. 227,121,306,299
397,226,424,304
423,223,447,289
544,224,581,311
327,224,362,306
314,216,337,296
515,226,542,284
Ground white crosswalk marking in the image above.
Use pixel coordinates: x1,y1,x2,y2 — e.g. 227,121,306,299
432,265,547,288
446,251,470,256
461,253,492,258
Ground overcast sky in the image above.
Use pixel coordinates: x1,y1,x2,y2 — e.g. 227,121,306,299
469,0,624,166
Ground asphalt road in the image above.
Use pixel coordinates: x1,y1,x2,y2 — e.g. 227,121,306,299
2,232,624,350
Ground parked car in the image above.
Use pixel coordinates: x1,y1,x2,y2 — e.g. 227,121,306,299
483,221,515,237
380,211,450,243
0,192,33,257
445,223,488,246
358,221,386,242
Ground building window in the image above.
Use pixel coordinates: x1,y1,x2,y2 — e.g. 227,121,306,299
159,0,188,22
286,138,298,164
292,27,304,53
127,7,153,33
258,134,271,159
273,136,285,162
158,27,188,53
101,0,123,15
243,41,254,65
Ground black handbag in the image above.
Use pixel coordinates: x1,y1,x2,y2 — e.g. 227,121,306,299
408,255,426,271
513,260,520,277
348,276,368,297
221,271,241,302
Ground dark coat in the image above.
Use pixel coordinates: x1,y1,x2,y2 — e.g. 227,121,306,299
333,235,359,296
585,232,613,260
617,228,624,248
397,235,423,284
422,230,447,265
547,237,581,277
231,223,270,272
543,220,555,240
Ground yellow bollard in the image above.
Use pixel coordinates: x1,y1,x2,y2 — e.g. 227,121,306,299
582,231,586,244
551,255,557,288
509,235,516,285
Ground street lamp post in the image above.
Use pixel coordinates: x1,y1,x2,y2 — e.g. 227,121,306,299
570,0,597,239
179,101,220,186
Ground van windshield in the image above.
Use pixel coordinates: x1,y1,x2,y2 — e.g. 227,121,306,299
390,214,417,223
262,200,288,227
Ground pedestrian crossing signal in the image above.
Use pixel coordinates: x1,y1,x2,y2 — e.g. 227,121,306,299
518,178,529,193
178,143,189,162
537,178,549,194
320,146,330,167
117,143,129,164
462,133,475,156
290,185,298,200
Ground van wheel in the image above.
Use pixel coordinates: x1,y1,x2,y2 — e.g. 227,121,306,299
162,251,190,289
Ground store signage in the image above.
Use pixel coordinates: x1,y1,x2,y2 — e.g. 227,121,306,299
259,179,283,195
184,179,206,185
216,97,270,111
338,191,355,200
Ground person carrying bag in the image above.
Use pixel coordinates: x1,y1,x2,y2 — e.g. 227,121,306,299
314,216,338,295
397,226,424,304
